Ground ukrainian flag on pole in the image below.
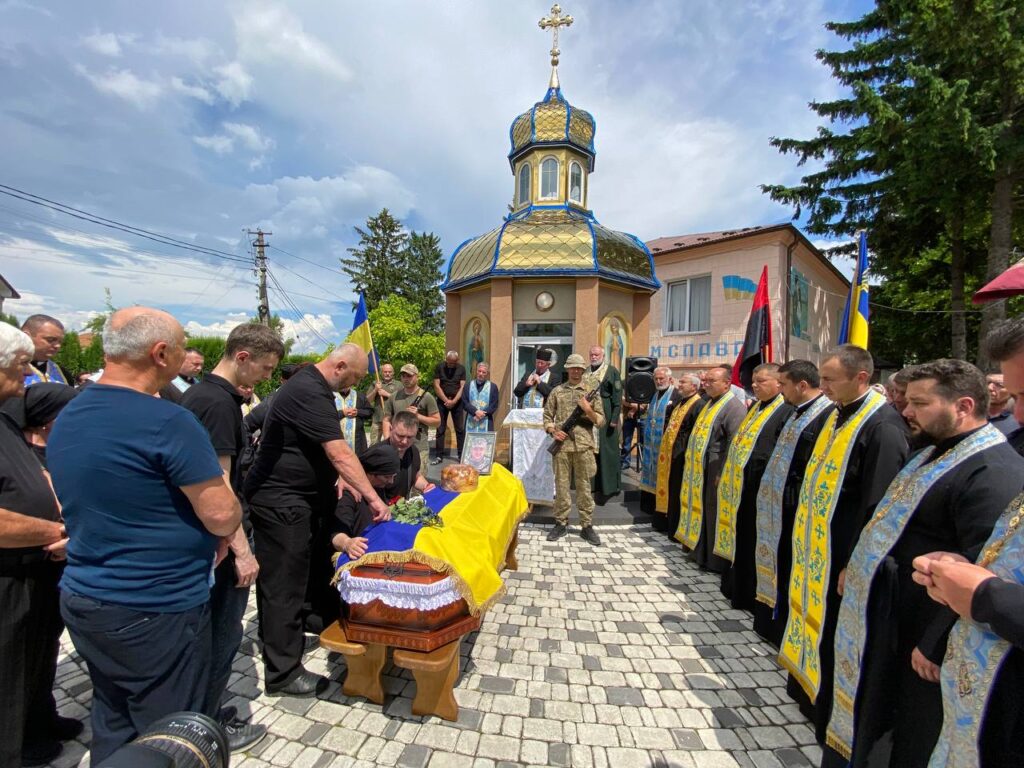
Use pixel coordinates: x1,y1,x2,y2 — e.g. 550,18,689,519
838,231,870,349
346,293,379,376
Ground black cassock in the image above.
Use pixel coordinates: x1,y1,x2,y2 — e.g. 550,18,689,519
720,395,794,611
656,394,707,536
690,394,747,574
821,433,1024,768
786,398,909,744
752,395,834,647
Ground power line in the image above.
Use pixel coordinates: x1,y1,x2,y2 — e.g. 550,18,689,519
270,258,350,302
267,244,345,277
266,268,333,346
0,183,251,264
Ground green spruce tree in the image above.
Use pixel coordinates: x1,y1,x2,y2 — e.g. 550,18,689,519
401,231,446,334
340,209,408,311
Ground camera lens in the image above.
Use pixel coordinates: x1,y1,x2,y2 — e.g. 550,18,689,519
133,711,229,768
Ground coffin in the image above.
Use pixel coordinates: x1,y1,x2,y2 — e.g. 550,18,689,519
339,561,479,651
333,466,527,651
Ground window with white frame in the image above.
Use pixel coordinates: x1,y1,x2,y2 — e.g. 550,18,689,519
540,157,558,199
569,161,583,204
665,275,711,333
517,164,531,206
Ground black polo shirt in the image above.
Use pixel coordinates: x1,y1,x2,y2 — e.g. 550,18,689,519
0,412,60,554
243,365,342,508
384,443,421,501
433,362,466,398
181,372,244,492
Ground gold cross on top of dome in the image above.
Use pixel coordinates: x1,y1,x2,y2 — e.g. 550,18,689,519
538,3,574,89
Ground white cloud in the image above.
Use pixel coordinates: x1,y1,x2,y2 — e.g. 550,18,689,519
153,34,219,64
75,65,162,109
213,60,253,106
80,31,128,57
170,76,215,104
183,311,338,354
193,122,274,161
234,3,351,82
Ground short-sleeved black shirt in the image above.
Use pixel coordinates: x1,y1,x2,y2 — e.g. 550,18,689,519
181,372,244,491
384,443,421,502
0,411,60,554
433,363,467,398
244,365,342,508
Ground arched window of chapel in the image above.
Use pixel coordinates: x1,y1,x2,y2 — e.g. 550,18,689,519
540,157,559,200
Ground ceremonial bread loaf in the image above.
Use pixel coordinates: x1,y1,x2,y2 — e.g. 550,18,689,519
441,464,479,492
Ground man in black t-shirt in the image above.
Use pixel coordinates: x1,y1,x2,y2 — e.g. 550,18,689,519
181,324,283,752
243,343,390,697
432,351,467,464
384,410,432,500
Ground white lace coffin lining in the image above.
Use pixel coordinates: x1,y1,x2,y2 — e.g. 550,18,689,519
336,572,463,611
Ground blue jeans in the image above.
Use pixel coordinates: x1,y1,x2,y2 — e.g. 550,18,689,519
205,551,251,717
60,590,211,765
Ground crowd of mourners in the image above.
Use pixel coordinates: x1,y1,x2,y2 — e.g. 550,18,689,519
3,307,1024,768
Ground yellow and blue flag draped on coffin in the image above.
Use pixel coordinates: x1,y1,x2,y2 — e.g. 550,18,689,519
346,292,379,376
838,231,870,349
333,465,528,614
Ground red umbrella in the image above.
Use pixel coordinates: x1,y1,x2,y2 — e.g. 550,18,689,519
973,257,1024,304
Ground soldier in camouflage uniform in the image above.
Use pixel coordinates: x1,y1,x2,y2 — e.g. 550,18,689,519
543,353,606,546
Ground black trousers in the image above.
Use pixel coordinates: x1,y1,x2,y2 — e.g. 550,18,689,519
250,501,320,688
435,400,466,458
0,561,63,767
60,590,211,765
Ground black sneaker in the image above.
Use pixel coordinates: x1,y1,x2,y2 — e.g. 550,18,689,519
21,740,61,767
224,720,267,753
430,457,443,465
546,523,568,541
53,715,85,742
217,705,239,725
580,526,602,546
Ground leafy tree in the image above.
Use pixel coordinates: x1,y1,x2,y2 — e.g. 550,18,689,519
401,231,446,333
366,295,445,384
1,311,17,327
340,209,408,311
81,333,104,374
762,0,1023,363
53,331,83,376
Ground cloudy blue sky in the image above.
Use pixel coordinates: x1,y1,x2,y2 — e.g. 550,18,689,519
0,0,870,351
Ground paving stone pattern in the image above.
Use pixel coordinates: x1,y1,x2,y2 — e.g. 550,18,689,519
50,524,821,768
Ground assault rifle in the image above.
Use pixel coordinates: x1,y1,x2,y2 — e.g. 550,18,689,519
547,388,600,456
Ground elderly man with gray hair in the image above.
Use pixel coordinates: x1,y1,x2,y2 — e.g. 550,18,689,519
47,308,243,764
0,323,82,767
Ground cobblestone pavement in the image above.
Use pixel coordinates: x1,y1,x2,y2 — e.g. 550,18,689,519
50,523,821,768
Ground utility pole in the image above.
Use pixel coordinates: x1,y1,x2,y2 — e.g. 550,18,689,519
249,228,272,325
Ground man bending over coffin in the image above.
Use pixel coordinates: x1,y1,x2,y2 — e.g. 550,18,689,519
329,443,402,562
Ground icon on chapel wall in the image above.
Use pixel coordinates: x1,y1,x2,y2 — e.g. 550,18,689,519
464,314,489,370
599,313,630,373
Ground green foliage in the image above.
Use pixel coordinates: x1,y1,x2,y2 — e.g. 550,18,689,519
340,209,408,310
1,311,17,327
184,336,227,372
256,352,321,398
367,295,445,383
52,331,105,377
339,209,446,329
763,0,1024,363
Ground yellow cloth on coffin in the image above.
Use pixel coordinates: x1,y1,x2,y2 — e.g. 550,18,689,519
675,392,735,548
714,395,785,561
655,395,701,514
339,465,529,614
779,390,885,700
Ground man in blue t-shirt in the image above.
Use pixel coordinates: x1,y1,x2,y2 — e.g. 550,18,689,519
48,308,242,765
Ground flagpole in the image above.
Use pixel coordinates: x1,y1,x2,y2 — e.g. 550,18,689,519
361,293,382,387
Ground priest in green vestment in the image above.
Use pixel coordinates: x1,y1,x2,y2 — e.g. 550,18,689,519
589,345,622,500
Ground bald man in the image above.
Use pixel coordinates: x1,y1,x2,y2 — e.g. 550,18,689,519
244,343,390,697
48,308,243,763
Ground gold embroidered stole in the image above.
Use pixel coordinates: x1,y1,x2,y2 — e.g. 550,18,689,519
714,395,786,561
779,390,886,700
655,394,701,514
675,391,736,548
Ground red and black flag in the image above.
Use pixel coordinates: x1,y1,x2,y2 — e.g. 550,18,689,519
732,265,773,391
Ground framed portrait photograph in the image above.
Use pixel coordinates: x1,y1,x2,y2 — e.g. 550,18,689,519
461,432,497,475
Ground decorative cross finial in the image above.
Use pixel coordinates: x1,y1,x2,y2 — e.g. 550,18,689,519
538,3,573,89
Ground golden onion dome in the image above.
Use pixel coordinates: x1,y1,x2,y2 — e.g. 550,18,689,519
444,206,659,291
509,86,596,171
